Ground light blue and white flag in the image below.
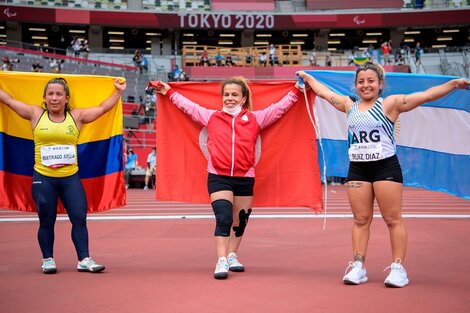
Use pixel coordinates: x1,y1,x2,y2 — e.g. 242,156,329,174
305,70,470,200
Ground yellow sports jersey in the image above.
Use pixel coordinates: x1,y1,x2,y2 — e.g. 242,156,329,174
33,111,80,177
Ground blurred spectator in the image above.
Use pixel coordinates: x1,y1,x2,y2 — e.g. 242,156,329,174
225,53,234,66
31,61,44,72
2,57,18,71
414,42,423,67
124,148,138,189
200,50,209,66
179,70,189,81
395,48,405,65
367,44,375,61
259,52,267,66
50,59,63,73
215,52,224,66
245,49,253,66
81,39,90,59
348,51,355,66
141,55,149,72
381,40,392,65
143,89,157,129
71,36,82,58
132,50,143,74
269,44,276,66
309,51,317,66
168,65,181,81
144,147,156,190
325,54,332,66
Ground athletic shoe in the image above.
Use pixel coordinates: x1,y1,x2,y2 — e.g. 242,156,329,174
77,257,105,273
143,186,149,190
213,257,229,279
227,252,245,272
42,257,57,274
343,261,368,285
384,259,409,288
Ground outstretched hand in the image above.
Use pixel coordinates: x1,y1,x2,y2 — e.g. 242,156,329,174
113,77,126,93
454,78,470,90
150,81,171,95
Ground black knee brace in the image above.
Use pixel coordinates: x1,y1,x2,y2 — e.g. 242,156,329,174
212,199,233,237
233,208,252,237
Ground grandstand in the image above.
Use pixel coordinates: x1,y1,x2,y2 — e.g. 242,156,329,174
0,0,469,166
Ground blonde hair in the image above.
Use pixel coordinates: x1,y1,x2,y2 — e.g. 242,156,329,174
221,76,253,111
355,61,385,96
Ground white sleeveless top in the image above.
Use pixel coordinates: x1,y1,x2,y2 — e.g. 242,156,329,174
347,97,396,162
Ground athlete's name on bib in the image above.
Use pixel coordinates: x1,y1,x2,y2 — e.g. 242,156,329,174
351,153,381,161
42,154,75,161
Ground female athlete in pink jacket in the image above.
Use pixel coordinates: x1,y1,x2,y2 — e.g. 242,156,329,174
154,77,303,279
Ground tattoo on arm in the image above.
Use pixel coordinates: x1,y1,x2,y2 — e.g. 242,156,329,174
330,97,340,107
354,253,365,263
347,181,363,189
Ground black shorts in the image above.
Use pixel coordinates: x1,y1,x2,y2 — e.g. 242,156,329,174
207,173,255,196
346,154,403,183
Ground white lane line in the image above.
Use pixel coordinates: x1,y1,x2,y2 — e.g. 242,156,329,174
1,213,470,222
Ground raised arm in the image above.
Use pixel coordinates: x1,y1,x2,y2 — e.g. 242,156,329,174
72,77,126,127
151,81,213,126
253,84,302,129
296,70,351,113
0,88,43,123
385,78,469,117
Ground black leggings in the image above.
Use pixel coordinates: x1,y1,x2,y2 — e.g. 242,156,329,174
31,171,89,260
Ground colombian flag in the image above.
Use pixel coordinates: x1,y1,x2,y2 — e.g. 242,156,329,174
150,81,323,212
0,71,126,213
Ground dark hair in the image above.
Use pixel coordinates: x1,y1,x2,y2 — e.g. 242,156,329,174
221,76,253,111
42,77,71,112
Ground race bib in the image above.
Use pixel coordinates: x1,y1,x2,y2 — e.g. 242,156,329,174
40,145,77,167
348,143,384,162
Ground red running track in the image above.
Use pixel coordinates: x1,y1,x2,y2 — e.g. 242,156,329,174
0,186,469,313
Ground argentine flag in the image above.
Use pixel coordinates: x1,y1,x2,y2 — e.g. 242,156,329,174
306,70,470,200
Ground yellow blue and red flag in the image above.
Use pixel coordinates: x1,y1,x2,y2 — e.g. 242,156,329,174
0,71,126,213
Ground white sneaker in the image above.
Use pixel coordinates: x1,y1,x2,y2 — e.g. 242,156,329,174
143,186,149,190
343,261,368,285
227,252,245,272
214,257,229,279
384,259,409,288
42,257,57,274
77,257,105,273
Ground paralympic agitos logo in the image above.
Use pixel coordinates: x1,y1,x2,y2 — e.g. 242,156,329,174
3,8,17,18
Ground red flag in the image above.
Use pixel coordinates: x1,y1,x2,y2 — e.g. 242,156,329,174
153,81,322,212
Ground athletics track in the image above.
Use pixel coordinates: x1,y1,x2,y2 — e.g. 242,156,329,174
0,186,469,313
